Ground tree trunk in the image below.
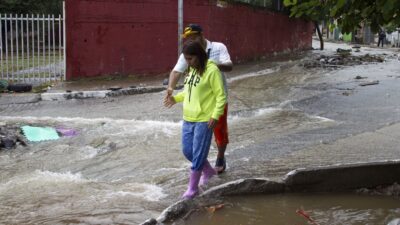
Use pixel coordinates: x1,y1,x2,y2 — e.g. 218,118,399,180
314,21,324,50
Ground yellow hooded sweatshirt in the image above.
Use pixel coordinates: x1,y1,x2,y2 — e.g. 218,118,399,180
173,60,226,122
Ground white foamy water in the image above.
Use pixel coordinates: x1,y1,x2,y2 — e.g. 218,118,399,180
0,170,167,202
0,170,89,192
0,116,181,138
227,67,280,82
309,115,335,123
0,116,180,128
229,107,281,122
105,183,167,202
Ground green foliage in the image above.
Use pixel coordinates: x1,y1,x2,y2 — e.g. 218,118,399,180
0,0,62,15
283,0,400,33
227,0,279,11
384,22,398,34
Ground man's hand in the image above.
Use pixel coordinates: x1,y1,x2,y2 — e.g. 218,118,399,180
208,118,218,129
164,93,176,108
163,87,174,106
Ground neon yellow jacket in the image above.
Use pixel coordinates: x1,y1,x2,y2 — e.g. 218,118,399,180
173,61,226,122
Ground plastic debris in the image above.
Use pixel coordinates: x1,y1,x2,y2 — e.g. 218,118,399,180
21,126,60,142
296,209,320,225
205,204,224,214
56,127,78,137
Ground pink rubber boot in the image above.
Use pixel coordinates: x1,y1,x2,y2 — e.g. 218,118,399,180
199,160,217,187
182,170,202,199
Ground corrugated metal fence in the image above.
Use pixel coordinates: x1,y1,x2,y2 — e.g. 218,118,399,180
0,12,65,84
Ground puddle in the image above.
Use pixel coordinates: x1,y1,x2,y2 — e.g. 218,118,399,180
178,193,400,225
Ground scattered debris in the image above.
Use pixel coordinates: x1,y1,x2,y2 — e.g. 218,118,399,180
204,203,224,214
107,86,122,91
303,54,385,69
296,209,320,225
32,82,53,93
7,83,33,93
0,125,28,150
342,91,351,96
90,137,108,148
56,127,78,137
21,125,60,142
355,75,367,79
359,80,379,86
336,48,352,53
357,182,400,197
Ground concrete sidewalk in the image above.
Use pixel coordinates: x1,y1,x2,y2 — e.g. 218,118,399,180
0,74,171,103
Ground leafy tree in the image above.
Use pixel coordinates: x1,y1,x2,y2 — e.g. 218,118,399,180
0,0,62,15
283,0,400,33
384,22,398,34
1,0,63,53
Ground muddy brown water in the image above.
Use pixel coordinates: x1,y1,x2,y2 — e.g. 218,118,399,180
178,193,400,225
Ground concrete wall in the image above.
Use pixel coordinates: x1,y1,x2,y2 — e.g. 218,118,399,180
65,0,313,80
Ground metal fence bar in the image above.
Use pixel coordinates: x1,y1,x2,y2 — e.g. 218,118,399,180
5,15,9,79
58,14,62,79
0,14,3,78
37,14,41,83
47,15,51,82
52,15,56,81
26,14,30,81
16,15,19,82
42,14,45,82
21,14,24,82
10,14,14,80
63,1,66,81
31,14,35,82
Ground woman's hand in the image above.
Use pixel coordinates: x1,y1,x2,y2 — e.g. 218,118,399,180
163,94,176,108
208,118,218,129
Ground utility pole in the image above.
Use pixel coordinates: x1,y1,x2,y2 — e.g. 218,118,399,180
178,0,183,56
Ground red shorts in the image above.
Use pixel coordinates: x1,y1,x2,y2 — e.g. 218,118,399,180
214,104,229,147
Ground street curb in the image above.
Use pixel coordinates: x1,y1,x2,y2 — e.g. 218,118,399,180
41,85,171,101
142,160,400,225
0,93,41,105
1,84,182,104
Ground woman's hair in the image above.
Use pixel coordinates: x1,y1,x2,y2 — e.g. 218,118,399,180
182,40,208,75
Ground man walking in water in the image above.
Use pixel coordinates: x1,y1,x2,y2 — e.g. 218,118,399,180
164,24,232,174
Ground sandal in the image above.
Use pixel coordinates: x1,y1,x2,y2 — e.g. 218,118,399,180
215,157,226,174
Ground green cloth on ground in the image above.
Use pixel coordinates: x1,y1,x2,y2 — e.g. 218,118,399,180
21,125,60,142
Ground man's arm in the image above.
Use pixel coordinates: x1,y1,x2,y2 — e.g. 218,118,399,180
164,70,182,107
166,53,187,95
218,62,233,72
167,70,183,95
217,43,233,72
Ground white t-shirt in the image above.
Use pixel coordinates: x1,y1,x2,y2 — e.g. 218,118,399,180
173,39,232,98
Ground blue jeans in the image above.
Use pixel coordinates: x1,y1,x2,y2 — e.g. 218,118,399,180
182,121,214,171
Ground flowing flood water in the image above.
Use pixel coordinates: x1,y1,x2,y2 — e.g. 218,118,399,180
179,193,400,225
1,42,400,224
